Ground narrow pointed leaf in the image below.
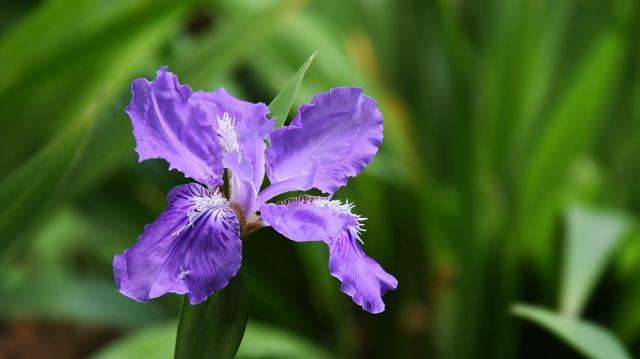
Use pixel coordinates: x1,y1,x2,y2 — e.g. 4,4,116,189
512,304,631,359
520,32,624,219
268,51,316,127
517,30,625,266
560,206,629,316
174,271,248,359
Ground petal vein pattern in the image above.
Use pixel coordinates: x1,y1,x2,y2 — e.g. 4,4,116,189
126,67,225,187
113,184,242,305
265,87,383,196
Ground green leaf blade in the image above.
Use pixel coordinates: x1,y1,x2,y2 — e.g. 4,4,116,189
91,323,176,359
560,206,629,316
174,271,248,359
237,322,333,359
92,321,332,359
520,31,624,218
268,51,316,127
512,304,631,359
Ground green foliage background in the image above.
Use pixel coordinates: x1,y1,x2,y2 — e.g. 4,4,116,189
1,0,639,358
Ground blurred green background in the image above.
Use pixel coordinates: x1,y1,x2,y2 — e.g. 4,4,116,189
1,0,640,358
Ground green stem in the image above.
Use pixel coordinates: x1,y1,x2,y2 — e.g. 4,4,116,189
174,270,249,359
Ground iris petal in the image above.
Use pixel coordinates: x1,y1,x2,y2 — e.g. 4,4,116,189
260,199,396,313
126,68,225,187
192,88,272,213
260,200,350,242
264,87,383,199
327,230,398,314
113,183,242,304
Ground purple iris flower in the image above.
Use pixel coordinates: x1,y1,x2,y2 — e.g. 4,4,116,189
113,67,397,314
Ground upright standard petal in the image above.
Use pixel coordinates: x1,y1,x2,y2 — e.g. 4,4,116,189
114,183,242,304
190,89,271,212
260,198,397,313
263,87,383,199
126,68,224,187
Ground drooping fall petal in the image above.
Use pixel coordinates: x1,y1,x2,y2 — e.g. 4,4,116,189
114,183,242,304
260,198,396,313
327,229,398,314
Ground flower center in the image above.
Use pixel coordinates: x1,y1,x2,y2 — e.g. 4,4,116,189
216,112,240,154
173,190,227,236
190,193,226,222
